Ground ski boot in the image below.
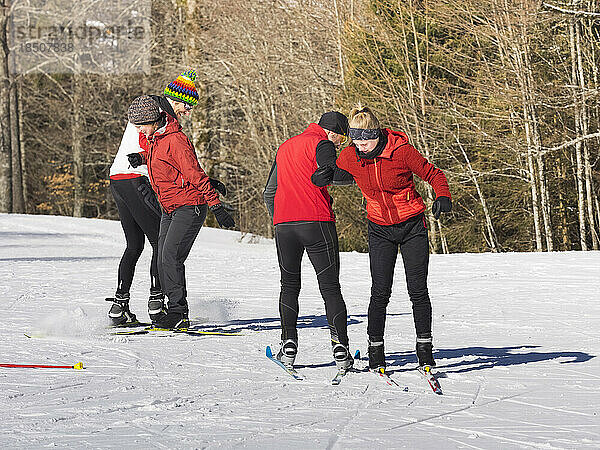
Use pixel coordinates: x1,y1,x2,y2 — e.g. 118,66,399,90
416,335,436,368
148,289,166,323
332,342,354,371
106,293,138,326
368,338,385,370
152,311,190,330
276,338,298,368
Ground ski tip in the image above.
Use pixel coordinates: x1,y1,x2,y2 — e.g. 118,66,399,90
73,362,84,370
266,346,273,358
354,349,361,359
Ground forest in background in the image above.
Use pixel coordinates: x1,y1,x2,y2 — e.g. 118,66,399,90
0,0,599,254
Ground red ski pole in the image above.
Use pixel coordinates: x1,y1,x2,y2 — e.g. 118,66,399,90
0,362,84,370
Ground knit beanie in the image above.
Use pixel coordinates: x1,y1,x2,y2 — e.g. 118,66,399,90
318,111,349,136
128,95,160,125
164,69,199,106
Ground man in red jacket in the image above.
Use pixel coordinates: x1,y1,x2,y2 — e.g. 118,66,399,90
263,112,353,373
127,96,235,329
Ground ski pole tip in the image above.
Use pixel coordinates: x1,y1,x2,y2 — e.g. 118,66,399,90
73,362,84,370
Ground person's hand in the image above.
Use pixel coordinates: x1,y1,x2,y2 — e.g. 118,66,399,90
209,178,227,196
210,204,235,228
127,153,143,168
432,196,452,220
311,166,333,187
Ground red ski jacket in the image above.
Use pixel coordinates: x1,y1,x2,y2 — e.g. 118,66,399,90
337,129,451,226
273,123,335,224
139,117,220,213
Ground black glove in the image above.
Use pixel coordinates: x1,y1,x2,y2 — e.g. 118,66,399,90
127,153,143,168
432,196,452,220
209,178,227,196
311,166,334,187
210,204,235,228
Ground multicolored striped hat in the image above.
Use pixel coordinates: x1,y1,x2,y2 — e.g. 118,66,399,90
164,69,199,106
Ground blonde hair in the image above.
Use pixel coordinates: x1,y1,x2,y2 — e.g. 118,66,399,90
349,104,380,129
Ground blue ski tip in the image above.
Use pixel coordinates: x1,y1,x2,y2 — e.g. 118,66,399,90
354,349,360,359
266,346,273,358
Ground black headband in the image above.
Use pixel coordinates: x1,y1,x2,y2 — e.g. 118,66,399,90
349,128,380,141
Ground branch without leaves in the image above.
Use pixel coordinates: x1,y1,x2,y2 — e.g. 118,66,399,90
542,132,600,153
542,2,600,18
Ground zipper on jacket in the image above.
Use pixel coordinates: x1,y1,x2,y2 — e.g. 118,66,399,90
374,158,393,223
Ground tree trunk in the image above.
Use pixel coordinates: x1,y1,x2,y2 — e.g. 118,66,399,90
576,19,599,249
556,156,570,250
10,76,24,213
501,1,543,250
72,74,84,217
0,0,11,213
18,80,26,213
569,19,588,250
333,0,346,90
521,29,553,251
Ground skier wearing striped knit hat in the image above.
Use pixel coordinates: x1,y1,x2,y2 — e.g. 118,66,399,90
107,70,227,327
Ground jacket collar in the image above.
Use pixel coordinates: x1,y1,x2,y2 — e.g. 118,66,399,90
150,114,180,142
305,122,328,138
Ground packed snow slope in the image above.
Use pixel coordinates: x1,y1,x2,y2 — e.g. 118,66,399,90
0,213,599,449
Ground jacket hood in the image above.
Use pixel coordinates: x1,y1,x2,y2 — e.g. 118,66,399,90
380,129,409,159
151,95,178,120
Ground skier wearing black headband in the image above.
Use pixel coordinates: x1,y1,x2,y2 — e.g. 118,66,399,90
312,105,452,372
263,111,354,374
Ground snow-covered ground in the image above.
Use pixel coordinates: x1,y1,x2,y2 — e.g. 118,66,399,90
1,213,599,449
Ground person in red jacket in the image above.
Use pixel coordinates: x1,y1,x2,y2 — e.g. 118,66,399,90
263,112,354,373
312,105,452,370
126,95,235,329
106,69,228,327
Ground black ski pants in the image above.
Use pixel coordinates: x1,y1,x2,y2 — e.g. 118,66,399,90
158,205,207,314
110,177,161,295
275,221,349,346
367,214,432,341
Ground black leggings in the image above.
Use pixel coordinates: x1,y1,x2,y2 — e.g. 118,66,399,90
275,221,348,346
110,177,161,295
367,214,432,340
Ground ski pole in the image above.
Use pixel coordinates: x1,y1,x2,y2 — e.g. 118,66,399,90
0,362,84,370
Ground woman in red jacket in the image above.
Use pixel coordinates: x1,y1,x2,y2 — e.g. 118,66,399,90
313,106,452,371
126,96,235,330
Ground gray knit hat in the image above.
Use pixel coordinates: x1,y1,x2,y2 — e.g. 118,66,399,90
128,95,160,125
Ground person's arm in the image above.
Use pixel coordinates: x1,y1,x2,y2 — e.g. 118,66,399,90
311,140,354,186
402,143,452,218
125,125,149,167
136,132,149,164
402,143,451,199
171,134,221,207
263,159,277,217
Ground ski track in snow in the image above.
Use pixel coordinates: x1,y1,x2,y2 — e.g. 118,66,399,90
1,213,599,449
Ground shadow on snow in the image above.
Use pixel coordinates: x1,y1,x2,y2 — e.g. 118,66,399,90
385,345,595,374
190,313,398,334
189,313,404,369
